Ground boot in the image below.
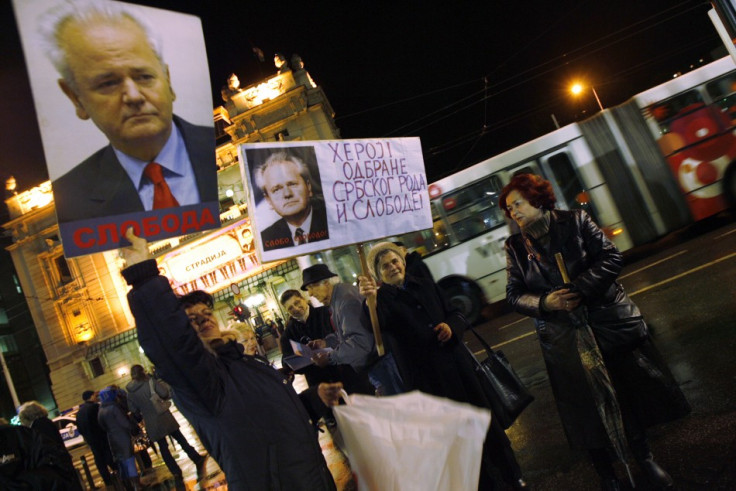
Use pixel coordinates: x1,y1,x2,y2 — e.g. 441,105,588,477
637,453,673,488
196,453,210,482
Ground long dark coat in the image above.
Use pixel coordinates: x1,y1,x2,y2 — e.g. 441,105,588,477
505,209,690,449
29,417,65,451
0,424,82,491
76,401,107,452
125,378,179,442
97,402,134,461
122,259,335,491
374,276,486,406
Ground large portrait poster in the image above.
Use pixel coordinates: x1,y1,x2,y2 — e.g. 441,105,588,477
239,138,432,263
12,0,220,258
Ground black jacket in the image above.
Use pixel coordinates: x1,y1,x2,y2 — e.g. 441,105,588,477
0,424,81,490
372,275,522,482
123,259,335,491
280,306,374,395
505,209,690,448
374,275,485,406
30,418,66,452
280,306,336,387
75,401,106,451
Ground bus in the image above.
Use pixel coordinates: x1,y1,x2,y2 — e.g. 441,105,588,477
384,56,736,323
306,57,736,323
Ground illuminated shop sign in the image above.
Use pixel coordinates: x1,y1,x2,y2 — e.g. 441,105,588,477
158,218,282,295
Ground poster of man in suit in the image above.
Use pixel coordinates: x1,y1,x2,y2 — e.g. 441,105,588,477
245,146,329,253
12,0,219,257
240,138,432,264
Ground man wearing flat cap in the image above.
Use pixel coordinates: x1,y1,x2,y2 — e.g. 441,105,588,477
300,264,376,374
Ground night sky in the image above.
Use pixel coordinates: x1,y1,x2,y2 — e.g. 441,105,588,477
0,0,721,193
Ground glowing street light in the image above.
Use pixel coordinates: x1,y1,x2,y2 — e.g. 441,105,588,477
570,82,604,111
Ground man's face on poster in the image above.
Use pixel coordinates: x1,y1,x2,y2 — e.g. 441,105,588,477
262,160,313,223
57,17,176,159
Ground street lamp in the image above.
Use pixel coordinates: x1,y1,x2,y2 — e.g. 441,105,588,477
570,82,604,111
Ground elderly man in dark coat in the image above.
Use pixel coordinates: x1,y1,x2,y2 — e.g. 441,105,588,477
76,390,114,486
16,402,81,490
119,228,339,490
125,365,207,485
0,418,82,490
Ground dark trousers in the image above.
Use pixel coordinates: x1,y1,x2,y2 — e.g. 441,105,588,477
155,429,202,477
88,441,114,484
367,353,405,396
479,415,523,489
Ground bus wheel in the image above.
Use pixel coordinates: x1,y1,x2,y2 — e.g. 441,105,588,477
438,278,484,325
724,162,736,209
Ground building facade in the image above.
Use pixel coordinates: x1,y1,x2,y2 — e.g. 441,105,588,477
0,186,55,420
3,60,342,411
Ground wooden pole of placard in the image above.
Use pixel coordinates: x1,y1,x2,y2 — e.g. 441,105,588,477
357,243,385,356
554,252,571,283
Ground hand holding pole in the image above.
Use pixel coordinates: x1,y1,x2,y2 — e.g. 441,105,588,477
357,243,385,356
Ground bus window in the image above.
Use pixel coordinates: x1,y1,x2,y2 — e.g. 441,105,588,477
512,165,538,177
546,152,597,220
705,72,736,124
645,90,704,144
441,177,505,242
398,201,450,255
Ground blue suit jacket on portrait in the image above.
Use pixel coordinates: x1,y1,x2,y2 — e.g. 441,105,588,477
51,115,217,224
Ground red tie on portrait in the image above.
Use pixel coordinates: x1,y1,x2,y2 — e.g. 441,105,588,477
144,162,180,209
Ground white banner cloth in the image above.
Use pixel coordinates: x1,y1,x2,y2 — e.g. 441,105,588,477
332,391,491,491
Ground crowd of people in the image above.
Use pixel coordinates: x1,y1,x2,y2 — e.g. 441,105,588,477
113,174,690,491
2,172,690,491
1,368,208,490
0,0,693,487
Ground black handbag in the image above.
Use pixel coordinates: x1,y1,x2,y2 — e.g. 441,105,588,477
465,326,534,429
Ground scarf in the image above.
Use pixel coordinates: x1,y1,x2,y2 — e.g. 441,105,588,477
521,209,551,247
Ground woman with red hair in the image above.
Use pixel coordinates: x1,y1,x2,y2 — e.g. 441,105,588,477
500,173,690,490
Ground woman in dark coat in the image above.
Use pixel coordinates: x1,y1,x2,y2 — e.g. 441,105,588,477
17,401,66,451
500,173,690,490
17,401,81,490
359,242,527,491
